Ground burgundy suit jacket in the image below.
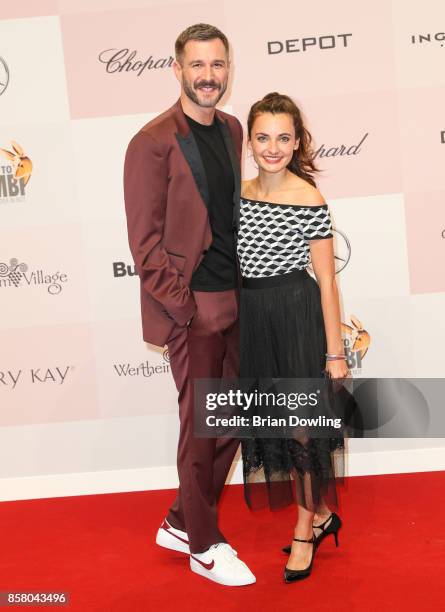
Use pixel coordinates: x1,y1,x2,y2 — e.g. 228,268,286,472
123,98,243,347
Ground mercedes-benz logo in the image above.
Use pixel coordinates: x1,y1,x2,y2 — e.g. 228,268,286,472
0,57,9,96
332,227,351,273
308,227,351,274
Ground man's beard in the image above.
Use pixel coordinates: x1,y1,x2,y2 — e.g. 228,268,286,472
182,77,227,108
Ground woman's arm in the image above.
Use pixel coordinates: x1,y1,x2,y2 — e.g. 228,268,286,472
310,237,349,378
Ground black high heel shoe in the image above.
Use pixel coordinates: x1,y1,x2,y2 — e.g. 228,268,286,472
284,534,316,583
282,512,342,554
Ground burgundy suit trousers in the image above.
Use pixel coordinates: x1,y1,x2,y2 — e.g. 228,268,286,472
166,288,240,553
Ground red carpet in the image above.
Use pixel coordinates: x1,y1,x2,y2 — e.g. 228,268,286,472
1,472,444,611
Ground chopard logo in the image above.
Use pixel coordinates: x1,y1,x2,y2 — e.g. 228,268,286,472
98,48,174,76
267,33,352,55
313,133,369,159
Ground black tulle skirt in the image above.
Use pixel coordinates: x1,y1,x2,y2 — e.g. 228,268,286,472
239,267,345,511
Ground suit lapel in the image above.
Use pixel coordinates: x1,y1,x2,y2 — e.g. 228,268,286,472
175,131,210,210
216,115,241,235
172,98,242,234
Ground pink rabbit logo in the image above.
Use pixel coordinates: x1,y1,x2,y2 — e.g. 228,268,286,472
0,141,33,186
341,315,371,359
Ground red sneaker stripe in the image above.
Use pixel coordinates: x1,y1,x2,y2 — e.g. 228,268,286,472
161,520,189,545
190,555,215,570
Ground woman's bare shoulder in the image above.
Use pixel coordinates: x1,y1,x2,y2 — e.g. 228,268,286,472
287,177,326,206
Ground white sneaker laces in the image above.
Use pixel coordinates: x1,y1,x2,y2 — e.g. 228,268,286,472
210,543,239,564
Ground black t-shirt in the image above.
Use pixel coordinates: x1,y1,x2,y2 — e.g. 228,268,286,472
185,114,238,292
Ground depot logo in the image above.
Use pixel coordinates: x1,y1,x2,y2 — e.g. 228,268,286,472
267,33,352,55
0,141,33,203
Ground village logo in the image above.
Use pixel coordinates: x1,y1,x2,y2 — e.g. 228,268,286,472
313,133,368,160
98,48,174,76
0,57,9,96
0,366,73,389
0,258,68,295
0,141,33,203
267,33,352,55
410,32,445,46
341,315,371,374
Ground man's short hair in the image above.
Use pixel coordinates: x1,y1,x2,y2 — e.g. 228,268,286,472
175,23,230,63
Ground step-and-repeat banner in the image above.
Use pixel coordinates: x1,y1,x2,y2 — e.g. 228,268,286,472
1,0,444,491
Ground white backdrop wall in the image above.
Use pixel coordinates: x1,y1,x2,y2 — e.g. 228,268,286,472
1,0,445,501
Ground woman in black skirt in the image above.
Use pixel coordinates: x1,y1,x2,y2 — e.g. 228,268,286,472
238,92,349,583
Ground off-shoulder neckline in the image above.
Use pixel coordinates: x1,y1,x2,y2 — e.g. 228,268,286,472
241,196,328,209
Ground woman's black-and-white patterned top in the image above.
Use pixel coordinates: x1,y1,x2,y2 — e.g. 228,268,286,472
238,197,333,278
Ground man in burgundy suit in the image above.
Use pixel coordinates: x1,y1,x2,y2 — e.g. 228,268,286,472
123,24,255,586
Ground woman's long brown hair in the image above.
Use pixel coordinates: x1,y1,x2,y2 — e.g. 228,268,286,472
247,92,319,187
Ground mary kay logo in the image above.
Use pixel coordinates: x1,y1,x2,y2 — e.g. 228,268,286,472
0,57,9,96
313,133,368,159
411,32,445,46
268,33,352,55
98,49,174,76
0,366,72,389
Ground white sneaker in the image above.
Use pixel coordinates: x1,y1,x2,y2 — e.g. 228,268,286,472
155,518,190,554
190,543,256,586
